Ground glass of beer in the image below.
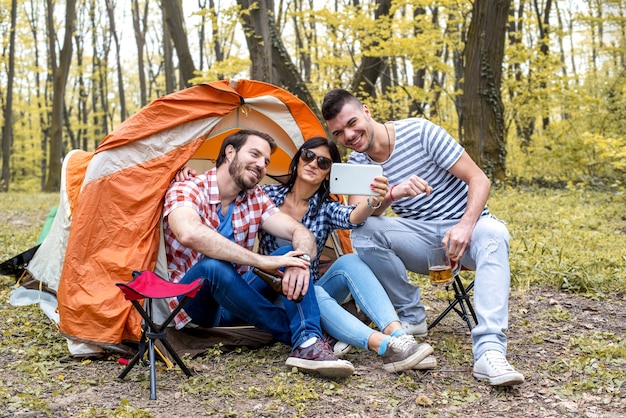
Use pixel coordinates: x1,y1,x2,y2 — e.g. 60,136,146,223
427,245,453,285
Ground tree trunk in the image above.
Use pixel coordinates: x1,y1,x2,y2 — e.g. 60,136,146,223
91,0,109,148
74,30,89,150
508,0,535,148
105,0,127,121
162,4,177,93
460,0,510,182
238,0,273,81
533,0,552,130
161,0,196,88
209,0,224,79
132,0,149,107
1,0,17,192
350,0,392,99
24,1,50,189
44,0,77,192
237,0,325,127
451,8,466,141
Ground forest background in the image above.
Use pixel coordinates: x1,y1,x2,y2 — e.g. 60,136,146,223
0,0,624,193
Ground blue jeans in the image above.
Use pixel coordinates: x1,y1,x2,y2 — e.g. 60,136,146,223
350,215,511,361
314,254,401,351
177,251,323,349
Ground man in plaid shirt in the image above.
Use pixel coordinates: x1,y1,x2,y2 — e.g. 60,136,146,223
163,129,354,378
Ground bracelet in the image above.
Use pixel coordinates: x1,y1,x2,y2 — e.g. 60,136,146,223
389,184,398,201
367,197,382,209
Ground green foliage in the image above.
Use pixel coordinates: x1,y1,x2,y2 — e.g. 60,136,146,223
2,0,625,193
488,186,626,295
0,193,59,260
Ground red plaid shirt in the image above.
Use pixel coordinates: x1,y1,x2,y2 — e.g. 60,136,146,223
163,167,278,328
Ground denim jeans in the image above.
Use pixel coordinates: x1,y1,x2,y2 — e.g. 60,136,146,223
350,215,511,361
314,253,401,351
177,251,323,349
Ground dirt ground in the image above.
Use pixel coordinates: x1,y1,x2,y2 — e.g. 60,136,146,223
2,281,624,418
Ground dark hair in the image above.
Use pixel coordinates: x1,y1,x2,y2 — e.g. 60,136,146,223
215,129,277,167
284,137,341,214
321,89,362,121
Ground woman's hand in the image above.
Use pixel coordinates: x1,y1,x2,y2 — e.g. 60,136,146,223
368,175,389,207
175,166,197,182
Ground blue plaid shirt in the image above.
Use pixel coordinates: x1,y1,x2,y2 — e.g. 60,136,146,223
259,184,362,281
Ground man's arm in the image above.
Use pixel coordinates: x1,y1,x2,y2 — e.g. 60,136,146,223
261,211,317,259
443,151,491,262
167,206,310,273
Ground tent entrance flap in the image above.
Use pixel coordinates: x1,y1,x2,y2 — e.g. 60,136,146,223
192,105,300,177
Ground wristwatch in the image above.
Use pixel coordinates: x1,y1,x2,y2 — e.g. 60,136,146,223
297,253,312,262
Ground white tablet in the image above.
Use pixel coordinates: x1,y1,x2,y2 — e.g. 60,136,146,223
329,163,383,196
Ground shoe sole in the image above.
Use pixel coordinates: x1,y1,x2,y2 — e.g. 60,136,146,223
285,358,355,378
413,355,437,370
473,371,525,386
383,343,434,373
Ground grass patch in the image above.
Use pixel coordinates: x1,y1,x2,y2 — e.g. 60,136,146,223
488,186,626,295
545,331,626,397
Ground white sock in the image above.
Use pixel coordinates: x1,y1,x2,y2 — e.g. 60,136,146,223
299,337,318,348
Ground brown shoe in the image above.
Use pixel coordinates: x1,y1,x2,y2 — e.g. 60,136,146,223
285,339,354,378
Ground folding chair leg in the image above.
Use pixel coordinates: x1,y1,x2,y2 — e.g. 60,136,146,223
157,335,193,377
452,279,477,330
428,274,477,332
148,338,157,400
118,330,148,380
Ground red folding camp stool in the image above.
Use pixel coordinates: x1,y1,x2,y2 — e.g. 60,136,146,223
116,270,204,400
427,264,478,332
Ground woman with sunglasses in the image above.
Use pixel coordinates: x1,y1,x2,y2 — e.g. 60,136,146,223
177,137,435,372
256,137,435,373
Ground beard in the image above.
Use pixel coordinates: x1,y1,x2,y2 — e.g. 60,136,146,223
229,153,261,190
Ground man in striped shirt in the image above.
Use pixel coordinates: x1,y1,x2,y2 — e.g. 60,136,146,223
322,89,524,386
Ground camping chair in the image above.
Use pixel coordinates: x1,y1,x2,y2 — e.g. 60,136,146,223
116,270,204,400
427,265,477,332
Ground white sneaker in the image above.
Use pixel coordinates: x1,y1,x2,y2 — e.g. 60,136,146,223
413,355,437,370
332,340,352,358
322,333,352,358
473,350,525,386
401,320,428,337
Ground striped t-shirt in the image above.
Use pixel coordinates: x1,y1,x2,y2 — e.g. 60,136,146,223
348,118,490,221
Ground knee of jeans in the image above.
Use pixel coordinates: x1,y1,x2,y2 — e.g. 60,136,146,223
333,253,360,267
352,223,386,249
483,217,510,241
192,258,240,285
480,235,510,260
314,285,333,304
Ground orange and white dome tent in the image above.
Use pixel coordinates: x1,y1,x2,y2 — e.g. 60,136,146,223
25,79,353,355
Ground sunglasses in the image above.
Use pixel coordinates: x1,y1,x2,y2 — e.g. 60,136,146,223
300,149,332,170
